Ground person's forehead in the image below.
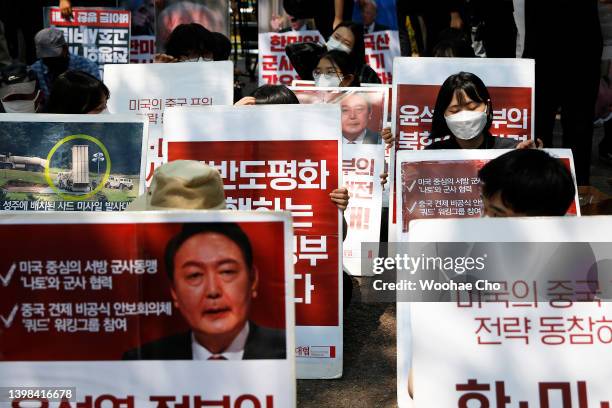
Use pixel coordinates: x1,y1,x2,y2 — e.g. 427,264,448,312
317,57,335,68
449,89,478,105
341,94,368,107
334,27,353,41
177,232,245,261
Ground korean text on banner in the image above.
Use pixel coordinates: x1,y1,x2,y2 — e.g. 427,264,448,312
259,31,325,86
163,104,343,379
0,211,296,406
44,7,131,77
395,148,580,240
392,57,535,151
364,30,400,84
0,114,147,212
342,144,384,276
397,216,612,408
104,61,234,185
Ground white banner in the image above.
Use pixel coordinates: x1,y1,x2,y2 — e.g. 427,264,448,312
105,61,234,185
258,30,325,86
398,216,612,407
395,148,581,241
342,144,384,276
0,211,296,407
162,105,343,379
364,30,400,84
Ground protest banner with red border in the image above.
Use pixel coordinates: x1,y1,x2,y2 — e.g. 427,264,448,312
258,31,325,86
105,61,234,186
0,211,296,406
163,105,343,378
395,148,580,241
44,7,131,77
364,30,400,84
397,216,612,407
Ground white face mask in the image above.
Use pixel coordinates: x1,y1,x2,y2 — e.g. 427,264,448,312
314,73,343,87
1,90,40,113
444,108,488,140
326,37,351,54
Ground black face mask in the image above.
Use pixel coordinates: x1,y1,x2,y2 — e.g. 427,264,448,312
42,56,69,77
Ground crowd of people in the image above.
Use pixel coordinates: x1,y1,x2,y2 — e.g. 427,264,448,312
0,1,610,400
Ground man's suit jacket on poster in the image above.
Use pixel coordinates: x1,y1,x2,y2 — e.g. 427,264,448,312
122,322,286,360
364,128,382,144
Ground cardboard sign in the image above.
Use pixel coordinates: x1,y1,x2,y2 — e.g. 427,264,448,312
0,211,296,406
259,31,325,86
397,216,612,407
395,148,580,240
364,30,401,84
342,144,385,276
163,105,343,379
104,61,234,185
0,114,146,212
44,7,131,77
290,87,388,145
392,57,535,151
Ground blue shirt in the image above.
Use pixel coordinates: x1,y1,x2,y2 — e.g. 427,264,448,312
30,54,100,101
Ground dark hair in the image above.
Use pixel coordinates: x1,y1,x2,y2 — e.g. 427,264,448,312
212,32,232,61
165,23,215,58
251,85,299,104
164,222,254,282
46,70,109,114
330,21,366,67
429,72,493,140
478,149,576,216
318,50,360,86
432,29,476,58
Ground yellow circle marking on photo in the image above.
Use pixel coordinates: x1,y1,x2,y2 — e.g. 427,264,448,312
44,134,112,201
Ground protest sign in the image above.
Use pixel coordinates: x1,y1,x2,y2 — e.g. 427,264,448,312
364,30,401,84
342,144,385,276
395,149,580,240
156,0,229,52
388,57,535,241
0,114,146,212
259,31,325,86
290,86,388,144
392,57,535,151
129,36,155,63
397,216,612,407
163,104,343,379
291,87,387,274
104,61,234,185
44,7,131,77
0,210,296,407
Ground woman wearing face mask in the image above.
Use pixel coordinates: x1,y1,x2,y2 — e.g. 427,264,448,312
427,72,518,149
313,50,359,87
326,21,381,84
46,70,110,114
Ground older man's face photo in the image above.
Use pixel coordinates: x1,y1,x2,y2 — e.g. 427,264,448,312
170,232,257,349
341,94,371,141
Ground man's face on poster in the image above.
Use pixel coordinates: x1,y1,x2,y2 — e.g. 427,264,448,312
341,94,372,141
171,232,257,343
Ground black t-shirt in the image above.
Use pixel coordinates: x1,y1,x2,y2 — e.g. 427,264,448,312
426,133,519,150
